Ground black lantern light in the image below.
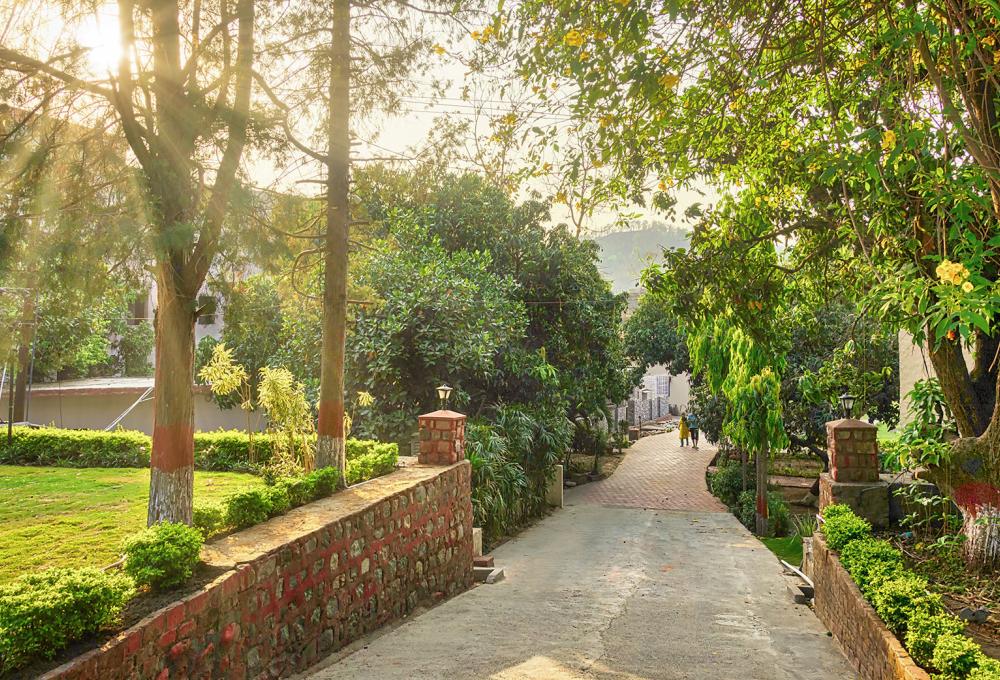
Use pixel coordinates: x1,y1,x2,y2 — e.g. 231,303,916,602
436,384,453,409
838,392,856,419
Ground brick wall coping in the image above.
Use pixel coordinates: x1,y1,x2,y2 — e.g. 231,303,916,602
418,410,465,419
827,418,878,430
811,532,930,680
202,462,460,567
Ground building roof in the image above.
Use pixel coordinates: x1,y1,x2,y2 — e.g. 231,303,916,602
27,377,211,396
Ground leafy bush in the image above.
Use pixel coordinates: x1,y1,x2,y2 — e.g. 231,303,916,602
736,490,756,531
225,488,273,529
122,522,204,590
821,503,856,521
277,476,317,506
264,485,291,516
308,467,341,497
345,439,398,461
903,611,965,668
932,633,982,678
870,573,942,635
0,567,134,672
194,431,278,471
0,426,150,467
192,505,225,539
969,657,1000,680
345,445,399,485
839,538,905,597
768,496,792,537
821,504,872,550
709,461,742,507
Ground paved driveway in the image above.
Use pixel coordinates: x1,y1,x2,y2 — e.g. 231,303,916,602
298,435,853,680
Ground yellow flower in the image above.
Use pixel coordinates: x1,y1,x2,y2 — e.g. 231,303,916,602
599,114,615,128
658,180,667,191
564,29,585,47
962,281,974,293
881,129,897,151
659,73,680,89
592,158,605,168
613,0,630,5
433,44,446,56
936,259,971,285
808,162,820,172
555,190,568,204
780,139,792,150
580,50,591,61
983,35,996,47
471,30,481,41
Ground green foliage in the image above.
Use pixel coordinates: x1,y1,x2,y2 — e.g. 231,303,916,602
708,460,742,508
821,505,872,550
903,611,965,668
308,467,341,498
193,431,277,472
623,293,689,376
192,505,226,539
263,485,291,517
113,320,154,377
121,522,204,590
224,488,273,529
345,446,399,485
838,538,905,598
767,496,791,538
736,491,756,532
0,567,134,672
871,574,943,635
931,633,983,678
0,427,150,468
277,476,317,507
968,657,1000,680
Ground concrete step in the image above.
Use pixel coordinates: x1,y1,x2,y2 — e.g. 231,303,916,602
473,566,505,584
473,555,494,568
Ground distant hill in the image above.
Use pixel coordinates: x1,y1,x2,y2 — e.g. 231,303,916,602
593,224,690,293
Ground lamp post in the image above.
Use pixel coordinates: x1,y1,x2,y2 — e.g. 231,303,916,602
839,392,856,419
436,384,453,410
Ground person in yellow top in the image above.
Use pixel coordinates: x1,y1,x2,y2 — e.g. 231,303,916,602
678,413,690,447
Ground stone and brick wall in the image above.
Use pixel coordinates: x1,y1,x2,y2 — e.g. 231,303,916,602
811,533,929,680
41,462,474,680
417,410,466,465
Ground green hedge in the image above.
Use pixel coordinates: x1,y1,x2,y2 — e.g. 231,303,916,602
0,427,399,476
821,505,1000,679
0,567,135,673
0,427,151,467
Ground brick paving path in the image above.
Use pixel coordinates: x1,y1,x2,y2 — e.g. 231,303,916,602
571,432,727,512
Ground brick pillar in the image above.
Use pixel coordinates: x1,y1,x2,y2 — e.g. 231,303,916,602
418,410,466,465
827,418,879,483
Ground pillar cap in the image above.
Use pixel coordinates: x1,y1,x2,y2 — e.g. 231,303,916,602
825,418,875,429
418,410,466,420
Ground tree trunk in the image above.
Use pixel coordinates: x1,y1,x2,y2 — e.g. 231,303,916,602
315,0,350,486
740,447,748,492
147,273,196,526
11,293,34,423
754,445,768,536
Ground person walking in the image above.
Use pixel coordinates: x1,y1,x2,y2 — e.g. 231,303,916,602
687,412,700,449
678,413,690,447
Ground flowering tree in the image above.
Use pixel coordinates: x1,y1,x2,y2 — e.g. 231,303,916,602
501,0,1000,569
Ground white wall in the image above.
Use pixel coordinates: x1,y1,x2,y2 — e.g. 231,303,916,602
898,329,973,428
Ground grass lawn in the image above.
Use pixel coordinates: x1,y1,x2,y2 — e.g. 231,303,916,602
760,535,803,567
0,465,262,584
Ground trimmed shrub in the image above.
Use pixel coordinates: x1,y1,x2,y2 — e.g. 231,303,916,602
821,507,872,550
122,522,204,590
193,431,277,471
345,445,398,485
0,426,150,467
264,485,291,517
932,633,983,677
0,567,134,672
278,476,317,507
225,488,273,528
708,461,742,507
839,538,905,597
736,490,756,531
904,611,965,668
192,505,226,539
870,573,942,635
821,503,856,521
309,467,341,498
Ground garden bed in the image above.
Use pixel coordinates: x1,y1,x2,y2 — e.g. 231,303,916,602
565,450,627,486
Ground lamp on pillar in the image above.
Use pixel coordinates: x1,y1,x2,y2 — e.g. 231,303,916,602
436,384,453,410
838,392,856,419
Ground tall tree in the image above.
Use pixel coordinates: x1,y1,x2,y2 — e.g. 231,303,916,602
1,0,256,524
503,0,1000,568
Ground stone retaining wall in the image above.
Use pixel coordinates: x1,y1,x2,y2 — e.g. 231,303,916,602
811,532,929,680
42,462,474,680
